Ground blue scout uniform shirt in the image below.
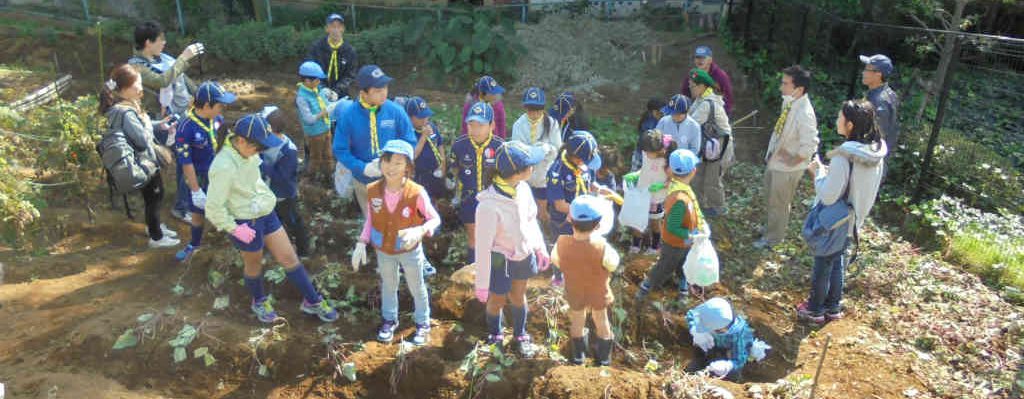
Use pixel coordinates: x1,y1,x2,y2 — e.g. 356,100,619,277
175,110,223,177
413,121,446,197
546,155,595,224
260,135,299,199
332,99,416,184
451,134,503,201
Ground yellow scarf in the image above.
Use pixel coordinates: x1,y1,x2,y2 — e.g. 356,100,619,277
773,101,793,136
471,134,493,192
668,179,706,230
327,37,344,82
560,152,587,197
528,114,544,143
188,108,218,150
298,83,330,126
417,125,443,167
700,87,714,99
493,175,517,198
359,96,380,156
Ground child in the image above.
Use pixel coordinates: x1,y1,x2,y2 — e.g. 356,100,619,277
656,94,702,157
351,140,441,344
549,93,577,142
451,102,505,267
551,195,621,366
546,130,603,286
594,146,623,243
295,61,341,181
259,106,310,258
404,96,447,202
175,81,236,262
632,97,666,171
636,149,706,303
205,114,338,323
461,76,507,139
509,87,562,222
474,141,550,357
685,297,756,381
623,130,676,254
305,13,357,97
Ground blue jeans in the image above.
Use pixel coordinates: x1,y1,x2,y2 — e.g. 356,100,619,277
807,251,845,315
377,245,430,325
173,161,189,214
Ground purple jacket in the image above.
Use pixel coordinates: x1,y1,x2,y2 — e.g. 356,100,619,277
681,62,734,115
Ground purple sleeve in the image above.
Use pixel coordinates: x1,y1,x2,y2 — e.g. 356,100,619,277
681,76,692,97
461,100,471,136
714,66,734,114
494,101,507,139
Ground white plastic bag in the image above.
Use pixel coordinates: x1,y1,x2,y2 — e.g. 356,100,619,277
334,162,354,199
593,197,616,237
617,186,650,232
750,339,771,362
683,234,719,287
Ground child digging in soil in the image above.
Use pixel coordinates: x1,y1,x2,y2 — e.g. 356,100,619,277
205,114,338,324
685,297,758,381
474,141,551,358
351,140,441,345
451,102,504,267
551,195,621,366
259,106,310,258
623,129,676,255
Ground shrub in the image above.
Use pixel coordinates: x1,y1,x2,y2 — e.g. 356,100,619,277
197,21,407,66
404,7,523,83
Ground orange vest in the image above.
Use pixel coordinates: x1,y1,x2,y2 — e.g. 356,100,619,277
660,187,702,249
556,236,613,310
367,180,426,255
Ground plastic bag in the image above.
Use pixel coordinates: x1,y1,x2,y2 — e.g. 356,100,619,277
683,234,719,287
593,197,616,237
618,185,651,232
750,339,771,362
334,162,354,199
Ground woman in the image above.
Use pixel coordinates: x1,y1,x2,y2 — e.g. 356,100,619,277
687,68,734,217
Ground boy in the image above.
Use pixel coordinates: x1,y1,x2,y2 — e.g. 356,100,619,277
260,106,310,258
295,61,341,180
656,94,702,156
451,102,504,266
306,13,358,98
685,297,757,381
174,81,237,262
404,96,447,201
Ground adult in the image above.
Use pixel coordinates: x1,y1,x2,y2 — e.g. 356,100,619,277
332,65,416,219
860,54,900,166
687,68,734,217
797,100,887,324
307,13,358,99
754,65,820,249
681,45,734,115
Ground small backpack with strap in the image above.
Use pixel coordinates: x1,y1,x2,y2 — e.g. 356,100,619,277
96,107,158,194
801,160,859,261
699,100,731,162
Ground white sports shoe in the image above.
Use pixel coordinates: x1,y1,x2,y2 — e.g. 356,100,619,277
160,224,179,239
149,236,181,249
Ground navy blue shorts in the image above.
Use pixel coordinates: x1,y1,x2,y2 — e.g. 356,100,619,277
488,252,538,295
549,217,573,236
459,195,479,224
187,174,210,215
530,186,546,201
229,212,284,252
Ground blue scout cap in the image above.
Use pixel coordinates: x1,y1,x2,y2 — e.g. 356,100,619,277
569,195,604,222
404,96,434,119
695,45,713,58
551,93,576,120
522,87,546,107
691,297,734,334
669,148,700,175
234,114,282,148
194,81,236,105
566,130,601,170
464,101,494,124
298,61,327,80
496,141,544,176
356,65,393,89
476,76,505,96
859,54,894,77
381,139,415,160
662,94,691,115
326,13,344,24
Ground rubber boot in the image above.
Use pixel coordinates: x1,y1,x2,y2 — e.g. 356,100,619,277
595,338,613,366
570,337,587,365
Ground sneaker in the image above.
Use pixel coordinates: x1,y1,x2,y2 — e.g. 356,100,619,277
160,224,179,239
514,335,538,358
796,302,825,325
411,323,431,346
149,235,181,249
752,238,774,250
377,319,398,342
301,299,339,322
825,308,845,321
644,247,659,256
175,244,197,262
423,263,437,278
171,209,192,224
628,246,641,254
484,334,505,347
635,281,651,301
251,299,279,323
551,273,564,288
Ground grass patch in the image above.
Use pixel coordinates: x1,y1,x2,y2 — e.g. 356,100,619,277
948,226,1024,292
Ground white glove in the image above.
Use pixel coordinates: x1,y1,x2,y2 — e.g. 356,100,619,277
191,190,207,209
691,329,715,353
363,159,382,178
750,339,771,362
397,226,427,251
351,242,368,271
445,177,457,190
322,88,339,102
706,360,733,378
181,43,205,61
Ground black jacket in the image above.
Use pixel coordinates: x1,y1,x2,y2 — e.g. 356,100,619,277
306,36,358,97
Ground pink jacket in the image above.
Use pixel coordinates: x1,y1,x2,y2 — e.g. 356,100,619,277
474,182,547,292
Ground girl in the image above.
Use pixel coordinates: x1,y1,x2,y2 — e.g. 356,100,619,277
351,140,441,344
475,141,550,357
295,61,340,181
451,102,504,267
623,130,676,254
633,97,666,171
205,114,338,324
546,130,604,286
99,64,180,249
687,68,734,217
509,87,562,223
549,92,583,142
797,100,886,324
461,76,507,139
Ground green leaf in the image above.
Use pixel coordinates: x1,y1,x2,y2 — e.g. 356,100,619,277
485,373,501,383
258,364,270,377
473,59,483,74
342,362,357,382
112,329,138,350
208,270,225,288
203,353,216,367
163,306,177,316
171,284,185,296
471,30,493,55
193,346,209,358
173,346,187,363
213,295,230,310
136,313,154,324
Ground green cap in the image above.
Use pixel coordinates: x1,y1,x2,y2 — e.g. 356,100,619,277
690,68,716,87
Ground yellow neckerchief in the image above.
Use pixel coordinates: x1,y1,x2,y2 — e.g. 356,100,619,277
560,152,587,197
327,37,344,82
493,175,517,199
668,179,706,231
773,99,794,136
470,133,493,192
416,124,442,166
359,96,381,156
297,83,330,126
527,114,544,143
700,87,714,99
188,108,218,150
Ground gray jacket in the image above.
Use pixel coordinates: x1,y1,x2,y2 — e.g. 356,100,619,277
814,140,888,232
109,103,160,173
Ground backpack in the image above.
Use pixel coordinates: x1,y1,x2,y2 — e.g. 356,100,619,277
96,107,157,194
699,99,731,162
801,161,859,260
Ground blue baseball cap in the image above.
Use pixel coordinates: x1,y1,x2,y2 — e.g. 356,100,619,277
234,114,282,148
298,61,326,80
569,195,604,222
859,54,894,77
522,87,546,107
404,96,434,119
495,141,544,176
356,65,393,89
695,45,713,58
194,81,236,105
669,148,700,175
464,101,494,124
326,13,345,24
476,76,505,96
550,93,576,121
690,297,734,334
381,139,415,160
566,130,601,170
662,94,690,115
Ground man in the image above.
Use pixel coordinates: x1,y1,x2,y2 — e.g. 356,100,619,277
860,54,900,163
307,13,358,99
754,65,819,250
680,45,734,115
332,65,416,219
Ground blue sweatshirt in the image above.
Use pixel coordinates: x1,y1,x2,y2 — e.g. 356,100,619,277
332,99,416,184
260,135,299,199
